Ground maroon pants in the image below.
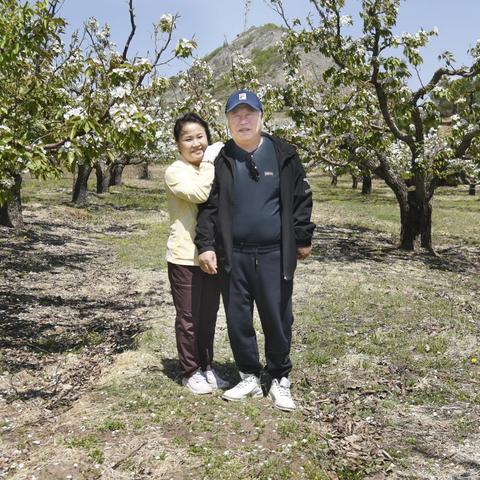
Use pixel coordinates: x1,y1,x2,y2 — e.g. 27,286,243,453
168,262,220,376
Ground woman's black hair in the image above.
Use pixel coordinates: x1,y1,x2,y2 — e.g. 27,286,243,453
173,112,212,145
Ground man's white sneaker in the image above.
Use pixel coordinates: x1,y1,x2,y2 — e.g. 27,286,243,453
182,369,213,395
204,366,230,390
269,377,296,411
222,372,263,401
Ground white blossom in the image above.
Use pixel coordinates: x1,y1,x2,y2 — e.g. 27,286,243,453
134,57,151,67
111,85,132,99
159,14,175,32
63,107,86,121
339,15,352,27
0,177,15,189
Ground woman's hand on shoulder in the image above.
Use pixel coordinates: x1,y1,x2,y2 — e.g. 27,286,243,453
202,142,224,164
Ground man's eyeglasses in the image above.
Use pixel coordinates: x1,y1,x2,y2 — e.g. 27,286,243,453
245,154,259,182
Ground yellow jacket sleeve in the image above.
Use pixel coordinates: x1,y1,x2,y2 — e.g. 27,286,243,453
164,161,214,204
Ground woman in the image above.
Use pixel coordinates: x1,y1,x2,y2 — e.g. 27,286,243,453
164,112,227,395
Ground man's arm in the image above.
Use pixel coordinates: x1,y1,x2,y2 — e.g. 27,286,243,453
292,151,316,258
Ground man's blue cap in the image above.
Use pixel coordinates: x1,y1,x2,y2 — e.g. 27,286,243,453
225,89,263,113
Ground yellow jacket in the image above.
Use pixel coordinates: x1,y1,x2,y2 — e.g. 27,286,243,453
164,143,222,266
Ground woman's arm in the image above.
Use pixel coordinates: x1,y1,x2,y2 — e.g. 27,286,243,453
164,162,214,204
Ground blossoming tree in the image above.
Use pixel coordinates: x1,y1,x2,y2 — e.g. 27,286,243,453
0,0,196,224
64,6,196,204
0,0,79,226
270,0,480,251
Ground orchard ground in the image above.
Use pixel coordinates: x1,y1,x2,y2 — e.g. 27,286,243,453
0,166,479,480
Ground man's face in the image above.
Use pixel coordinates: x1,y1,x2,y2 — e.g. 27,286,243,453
226,105,263,147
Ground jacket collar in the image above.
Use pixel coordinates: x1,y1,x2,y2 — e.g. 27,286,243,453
221,133,296,168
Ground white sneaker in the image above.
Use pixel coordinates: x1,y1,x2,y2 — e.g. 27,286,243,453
222,372,263,401
182,369,213,395
269,377,296,411
204,366,230,390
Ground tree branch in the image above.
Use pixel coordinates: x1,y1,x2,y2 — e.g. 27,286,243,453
136,14,179,87
455,126,480,158
47,0,64,17
43,139,68,151
370,26,413,147
263,0,292,29
122,0,136,60
411,107,424,142
411,66,476,104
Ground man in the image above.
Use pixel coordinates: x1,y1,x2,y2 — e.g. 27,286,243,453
195,89,315,411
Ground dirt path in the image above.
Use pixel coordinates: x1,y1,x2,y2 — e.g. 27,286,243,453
0,205,156,476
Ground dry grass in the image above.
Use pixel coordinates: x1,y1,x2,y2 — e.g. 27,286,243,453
1,172,479,479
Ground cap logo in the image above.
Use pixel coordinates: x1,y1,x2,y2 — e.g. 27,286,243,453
239,93,247,100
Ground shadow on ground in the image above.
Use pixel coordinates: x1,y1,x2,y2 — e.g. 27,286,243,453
312,224,480,275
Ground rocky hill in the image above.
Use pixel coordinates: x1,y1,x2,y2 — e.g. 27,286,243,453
167,23,332,102
204,23,331,87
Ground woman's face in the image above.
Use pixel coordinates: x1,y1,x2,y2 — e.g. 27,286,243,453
176,122,208,166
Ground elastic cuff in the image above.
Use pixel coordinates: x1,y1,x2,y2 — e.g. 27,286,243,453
296,241,311,248
197,246,216,255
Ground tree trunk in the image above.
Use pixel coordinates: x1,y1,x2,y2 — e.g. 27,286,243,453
375,156,434,252
469,183,476,196
0,174,24,228
398,191,433,251
362,174,372,195
72,164,93,204
351,175,358,189
108,163,124,187
138,162,150,180
330,174,338,186
95,160,110,194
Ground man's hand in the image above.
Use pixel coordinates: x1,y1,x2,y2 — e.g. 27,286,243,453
198,251,218,274
297,245,312,260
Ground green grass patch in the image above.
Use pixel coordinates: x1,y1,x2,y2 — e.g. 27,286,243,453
252,46,282,76
310,174,480,244
97,419,127,432
99,221,169,270
65,435,104,464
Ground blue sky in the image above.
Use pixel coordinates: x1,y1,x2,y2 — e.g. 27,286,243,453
58,0,480,88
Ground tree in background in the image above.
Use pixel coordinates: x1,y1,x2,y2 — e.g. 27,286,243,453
174,59,224,140
0,0,196,224
0,0,79,226
269,0,480,251
65,5,195,204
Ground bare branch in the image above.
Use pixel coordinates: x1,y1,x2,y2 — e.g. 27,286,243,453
122,0,136,60
85,26,108,75
47,0,64,17
263,0,292,29
43,139,68,151
137,14,179,87
309,0,323,18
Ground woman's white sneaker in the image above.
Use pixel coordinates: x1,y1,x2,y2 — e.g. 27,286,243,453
222,372,263,401
182,369,213,395
204,366,230,390
269,377,296,411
